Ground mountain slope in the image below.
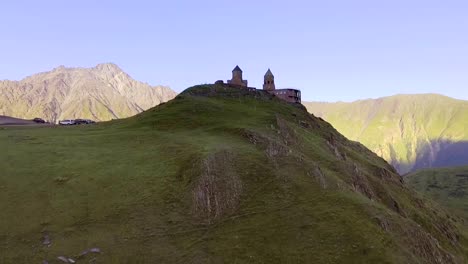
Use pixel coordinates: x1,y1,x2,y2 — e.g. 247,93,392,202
1,85,467,263
0,63,176,123
406,166,468,220
304,94,468,174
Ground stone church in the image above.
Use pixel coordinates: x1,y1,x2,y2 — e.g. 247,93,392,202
217,66,301,104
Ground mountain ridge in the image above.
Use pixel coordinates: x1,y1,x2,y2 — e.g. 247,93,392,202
312,93,465,104
305,94,468,174
0,63,176,123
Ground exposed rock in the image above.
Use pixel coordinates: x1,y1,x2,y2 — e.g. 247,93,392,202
374,216,391,231
299,120,310,128
325,133,347,160
192,150,242,223
350,163,375,200
57,256,70,263
309,166,328,189
79,247,102,257
89,247,101,253
41,232,51,246
275,115,298,146
265,141,290,159
242,128,290,160
376,167,402,184
390,197,405,216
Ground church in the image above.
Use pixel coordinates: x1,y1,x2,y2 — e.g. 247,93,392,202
216,66,301,104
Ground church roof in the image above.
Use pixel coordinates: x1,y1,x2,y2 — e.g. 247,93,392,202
232,65,242,72
265,68,274,76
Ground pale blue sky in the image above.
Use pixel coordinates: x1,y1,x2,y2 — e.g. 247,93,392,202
1,0,467,102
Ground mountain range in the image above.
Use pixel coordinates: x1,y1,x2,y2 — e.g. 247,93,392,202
0,63,176,123
305,94,468,174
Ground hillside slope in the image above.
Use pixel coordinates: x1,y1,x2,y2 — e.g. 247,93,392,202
406,166,468,220
305,94,468,174
1,85,467,263
0,63,176,123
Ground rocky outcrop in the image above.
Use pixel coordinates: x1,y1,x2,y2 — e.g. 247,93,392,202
192,150,243,223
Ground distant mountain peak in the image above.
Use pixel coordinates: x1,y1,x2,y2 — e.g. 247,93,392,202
0,64,177,123
94,63,123,72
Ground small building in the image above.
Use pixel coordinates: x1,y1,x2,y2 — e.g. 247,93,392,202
268,88,301,104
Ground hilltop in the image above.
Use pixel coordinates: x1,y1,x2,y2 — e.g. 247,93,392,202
1,85,467,263
0,63,176,123
305,94,468,174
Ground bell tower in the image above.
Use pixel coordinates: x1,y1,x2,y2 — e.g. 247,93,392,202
228,65,248,87
263,68,275,91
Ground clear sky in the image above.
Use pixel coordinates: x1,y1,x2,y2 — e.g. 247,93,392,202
1,0,467,102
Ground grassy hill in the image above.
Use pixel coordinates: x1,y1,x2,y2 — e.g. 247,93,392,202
304,94,468,174
1,85,467,263
406,166,468,220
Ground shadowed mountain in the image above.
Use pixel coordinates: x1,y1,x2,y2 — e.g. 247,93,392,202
0,63,176,123
1,85,467,263
305,94,468,174
412,140,468,171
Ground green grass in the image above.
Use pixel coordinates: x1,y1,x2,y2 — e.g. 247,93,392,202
406,166,468,220
0,85,467,263
405,166,468,257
